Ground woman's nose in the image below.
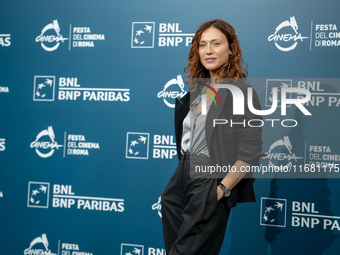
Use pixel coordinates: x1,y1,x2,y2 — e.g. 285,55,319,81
206,44,212,54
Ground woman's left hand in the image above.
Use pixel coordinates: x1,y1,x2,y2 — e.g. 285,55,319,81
216,186,224,201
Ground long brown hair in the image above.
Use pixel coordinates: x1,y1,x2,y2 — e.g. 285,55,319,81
184,19,248,84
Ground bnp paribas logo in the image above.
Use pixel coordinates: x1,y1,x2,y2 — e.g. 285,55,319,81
260,197,287,227
33,76,56,101
121,243,144,255
27,182,50,208
125,132,149,159
131,22,155,48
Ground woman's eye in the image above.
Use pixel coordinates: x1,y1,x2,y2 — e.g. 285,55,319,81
199,44,206,47
214,43,220,46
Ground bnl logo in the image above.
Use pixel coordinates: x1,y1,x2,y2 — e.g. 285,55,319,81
126,132,150,159
33,76,56,101
126,132,177,159
121,243,144,255
260,197,287,227
27,182,50,208
131,22,155,48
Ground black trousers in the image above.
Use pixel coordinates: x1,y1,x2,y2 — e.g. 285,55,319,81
161,154,231,255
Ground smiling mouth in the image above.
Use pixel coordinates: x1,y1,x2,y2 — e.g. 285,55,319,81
205,58,216,63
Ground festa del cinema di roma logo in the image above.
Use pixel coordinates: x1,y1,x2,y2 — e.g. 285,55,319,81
35,20,68,52
263,136,303,168
30,126,100,158
30,126,63,158
35,19,105,51
268,16,309,52
24,233,56,255
157,75,187,108
24,233,94,255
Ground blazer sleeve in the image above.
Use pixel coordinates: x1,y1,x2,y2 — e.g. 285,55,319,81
233,84,264,166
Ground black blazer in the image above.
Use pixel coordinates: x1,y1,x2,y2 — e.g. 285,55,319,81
174,80,263,208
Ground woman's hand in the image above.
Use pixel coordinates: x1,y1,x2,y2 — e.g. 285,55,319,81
216,186,224,201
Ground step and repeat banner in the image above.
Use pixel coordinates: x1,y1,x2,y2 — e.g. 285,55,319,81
1,1,340,254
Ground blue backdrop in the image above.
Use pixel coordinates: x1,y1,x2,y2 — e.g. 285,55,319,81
1,1,340,254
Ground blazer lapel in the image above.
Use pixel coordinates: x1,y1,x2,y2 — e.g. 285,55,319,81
174,92,191,160
205,88,230,154
175,93,190,122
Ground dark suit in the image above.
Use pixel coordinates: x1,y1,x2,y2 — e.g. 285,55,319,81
174,80,263,207
162,80,263,254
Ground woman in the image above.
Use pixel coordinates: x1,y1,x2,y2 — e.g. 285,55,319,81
161,19,263,255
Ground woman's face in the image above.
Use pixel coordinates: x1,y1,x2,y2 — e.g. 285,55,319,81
198,26,232,77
